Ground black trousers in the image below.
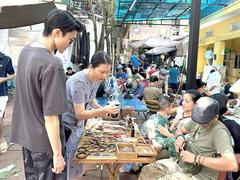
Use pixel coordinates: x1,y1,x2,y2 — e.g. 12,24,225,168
22,147,66,180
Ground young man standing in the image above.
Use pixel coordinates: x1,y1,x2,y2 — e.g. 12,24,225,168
0,52,15,154
11,9,84,179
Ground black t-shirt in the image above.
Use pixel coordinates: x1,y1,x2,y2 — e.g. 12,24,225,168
222,117,240,153
11,45,67,152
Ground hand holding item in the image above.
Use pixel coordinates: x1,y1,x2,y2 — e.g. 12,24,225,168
174,136,185,153
180,150,195,164
103,105,119,114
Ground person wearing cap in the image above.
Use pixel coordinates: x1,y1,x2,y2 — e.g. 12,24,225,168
139,97,238,180
211,93,240,179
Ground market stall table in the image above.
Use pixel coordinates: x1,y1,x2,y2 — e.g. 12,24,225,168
73,118,156,180
97,96,148,120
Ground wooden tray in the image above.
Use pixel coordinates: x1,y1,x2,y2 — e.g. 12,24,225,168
116,143,137,159
135,144,157,157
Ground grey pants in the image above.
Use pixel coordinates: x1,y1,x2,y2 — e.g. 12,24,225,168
22,147,66,180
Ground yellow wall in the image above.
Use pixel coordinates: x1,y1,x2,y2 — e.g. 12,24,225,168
198,1,240,73
213,41,225,65
197,46,206,73
199,15,240,45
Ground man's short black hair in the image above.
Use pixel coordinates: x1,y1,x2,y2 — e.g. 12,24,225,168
196,79,206,89
158,95,173,111
149,76,158,83
210,69,215,73
43,9,85,36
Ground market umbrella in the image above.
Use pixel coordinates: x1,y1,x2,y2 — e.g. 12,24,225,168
130,38,180,49
145,46,177,55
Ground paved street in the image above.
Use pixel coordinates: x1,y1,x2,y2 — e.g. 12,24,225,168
0,95,137,180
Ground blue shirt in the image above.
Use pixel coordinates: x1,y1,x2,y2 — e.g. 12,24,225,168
168,67,180,84
131,55,141,68
133,82,144,97
116,72,128,80
0,52,15,96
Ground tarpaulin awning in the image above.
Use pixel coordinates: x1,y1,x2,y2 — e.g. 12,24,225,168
145,46,177,55
130,38,180,49
0,1,56,29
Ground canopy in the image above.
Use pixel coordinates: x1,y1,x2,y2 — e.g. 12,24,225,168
0,1,56,29
115,0,233,26
130,38,180,49
145,46,177,55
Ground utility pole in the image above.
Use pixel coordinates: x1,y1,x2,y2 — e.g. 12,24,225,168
186,0,201,89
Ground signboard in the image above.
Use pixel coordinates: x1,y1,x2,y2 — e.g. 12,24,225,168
205,30,213,37
231,22,240,31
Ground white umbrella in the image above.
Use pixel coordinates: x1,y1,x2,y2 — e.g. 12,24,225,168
145,46,177,55
130,39,148,49
130,38,180,49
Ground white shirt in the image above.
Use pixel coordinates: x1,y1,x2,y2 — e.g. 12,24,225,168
206,71,221,95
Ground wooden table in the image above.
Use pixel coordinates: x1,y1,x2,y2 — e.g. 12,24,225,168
73,119,155,180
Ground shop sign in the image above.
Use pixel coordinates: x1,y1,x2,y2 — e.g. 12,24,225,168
231,22,240,31
205,31,213,37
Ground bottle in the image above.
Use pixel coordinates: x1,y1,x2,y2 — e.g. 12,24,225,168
128,117,133,128
130,123,135,137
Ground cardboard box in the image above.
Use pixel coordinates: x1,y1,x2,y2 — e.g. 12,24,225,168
228,76,239,84
229,61,235,68
231,52,236,59
227,68,240,77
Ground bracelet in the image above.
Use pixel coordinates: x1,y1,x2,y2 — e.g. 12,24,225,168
193,154,197,165
197,155,201,165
